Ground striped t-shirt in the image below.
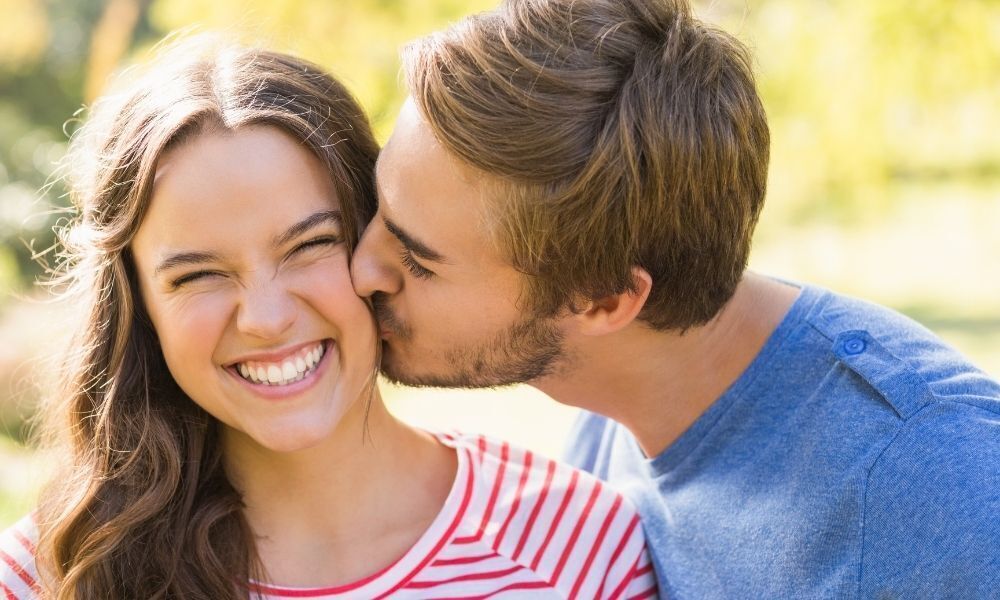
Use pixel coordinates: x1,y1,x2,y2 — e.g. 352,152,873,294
1,432,657,598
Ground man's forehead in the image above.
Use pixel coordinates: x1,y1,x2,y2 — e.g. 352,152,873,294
380,98,436,160
376,153,507,267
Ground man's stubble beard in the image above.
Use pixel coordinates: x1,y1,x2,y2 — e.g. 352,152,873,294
372,292,568,389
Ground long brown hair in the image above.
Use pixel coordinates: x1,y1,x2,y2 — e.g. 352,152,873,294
35,36,378,599
403,0,770,330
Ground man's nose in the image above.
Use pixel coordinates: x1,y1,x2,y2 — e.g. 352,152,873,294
351,218,403,298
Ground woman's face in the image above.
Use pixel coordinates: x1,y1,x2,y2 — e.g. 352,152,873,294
131,125,377,453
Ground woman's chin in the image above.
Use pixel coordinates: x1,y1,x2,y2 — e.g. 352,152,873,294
224,417,342,456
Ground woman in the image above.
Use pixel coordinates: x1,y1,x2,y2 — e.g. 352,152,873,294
0,38,657,599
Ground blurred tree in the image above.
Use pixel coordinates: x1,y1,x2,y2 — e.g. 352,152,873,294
700,0,1000,226
0,0,152,294
147,0,497,139
1,0,999,293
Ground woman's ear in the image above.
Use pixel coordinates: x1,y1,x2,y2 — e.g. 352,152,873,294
571,266,652,336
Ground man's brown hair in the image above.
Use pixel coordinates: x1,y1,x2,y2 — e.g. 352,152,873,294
403,0,769,330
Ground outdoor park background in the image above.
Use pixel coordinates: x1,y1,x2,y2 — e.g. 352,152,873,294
1,0,998,529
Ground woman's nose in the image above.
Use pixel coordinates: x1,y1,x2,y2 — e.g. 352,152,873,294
236,281,297,340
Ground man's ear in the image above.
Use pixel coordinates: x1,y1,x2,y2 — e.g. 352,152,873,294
573,267,652,336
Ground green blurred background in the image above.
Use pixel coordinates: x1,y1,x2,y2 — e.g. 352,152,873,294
1,0,998,528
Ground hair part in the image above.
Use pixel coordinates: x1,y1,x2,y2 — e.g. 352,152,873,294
36,35,379,599
403,0,769,330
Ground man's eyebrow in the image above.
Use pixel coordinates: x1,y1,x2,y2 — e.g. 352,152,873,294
273,210,342,248
154,251,222,276
383,216,448,263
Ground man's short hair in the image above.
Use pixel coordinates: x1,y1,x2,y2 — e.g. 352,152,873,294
403,0,769,330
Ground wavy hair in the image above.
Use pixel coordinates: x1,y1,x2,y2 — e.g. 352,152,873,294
34,37,378,599
403,0,770,330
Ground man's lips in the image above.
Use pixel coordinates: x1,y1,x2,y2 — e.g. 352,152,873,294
372,297,408,339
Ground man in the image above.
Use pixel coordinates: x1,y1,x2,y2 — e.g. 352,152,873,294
350,0,1000,597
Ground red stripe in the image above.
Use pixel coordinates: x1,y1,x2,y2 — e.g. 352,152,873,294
1,581,18,600
451,536,482,545
529,469,579,571
404,564,524,589
11,531,34,556
569,494,623,599
634,562,654,577
511,458,556,562
608,553,644,600
627,585,658,600
594,516,641,599
454,440,509,545
437,579,552,600
492,450,533,551
0,550,39,595
431,552,499,566
372,447,477,600
452,437,490,545
252,558,400,597
550,481,603,586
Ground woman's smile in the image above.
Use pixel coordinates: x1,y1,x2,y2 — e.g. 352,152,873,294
226,339,335,400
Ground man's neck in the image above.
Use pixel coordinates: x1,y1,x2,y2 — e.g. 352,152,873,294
536,273,800,458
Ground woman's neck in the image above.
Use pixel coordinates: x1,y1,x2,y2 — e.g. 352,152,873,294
223,394,457,587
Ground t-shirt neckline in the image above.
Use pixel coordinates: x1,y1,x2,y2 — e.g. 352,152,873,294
642,282,825,476
251,431,470,598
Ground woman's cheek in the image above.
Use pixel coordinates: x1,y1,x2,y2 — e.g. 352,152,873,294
294,255,357,300
155,290,235,349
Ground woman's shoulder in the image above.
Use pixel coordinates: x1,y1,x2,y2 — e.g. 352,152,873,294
436,430,646,550
440,430,642,513
0,514,42,599
432,431,655,596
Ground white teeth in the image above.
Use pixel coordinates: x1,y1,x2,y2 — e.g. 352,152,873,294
235,342,325,386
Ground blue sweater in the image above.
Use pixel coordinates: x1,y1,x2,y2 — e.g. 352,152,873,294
565,284,1000,599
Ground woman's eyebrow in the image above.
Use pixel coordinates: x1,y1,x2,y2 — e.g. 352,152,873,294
272,210,343,247
154,251,222,276
153,211,343,276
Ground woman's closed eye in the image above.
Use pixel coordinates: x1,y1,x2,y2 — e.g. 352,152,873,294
169,270,224,289
290,234,343,257
166,236,344,290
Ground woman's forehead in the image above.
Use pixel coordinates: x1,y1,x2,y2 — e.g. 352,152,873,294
136,126,340,250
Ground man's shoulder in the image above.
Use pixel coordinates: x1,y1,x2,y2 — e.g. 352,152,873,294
858,400,1000,596
797,284,1000,417
0,514,41,599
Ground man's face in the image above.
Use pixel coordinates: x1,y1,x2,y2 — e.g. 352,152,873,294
351,99,567,388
